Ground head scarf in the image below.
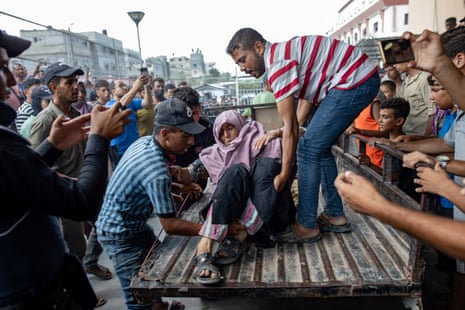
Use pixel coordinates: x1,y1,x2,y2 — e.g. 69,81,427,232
199,110,281,187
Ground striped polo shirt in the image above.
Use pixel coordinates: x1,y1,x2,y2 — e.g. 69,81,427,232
265,35,378,104
15,102,33,132
96,136,175,237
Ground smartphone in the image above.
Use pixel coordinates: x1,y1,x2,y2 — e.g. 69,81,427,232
140,67,149,75
378,38,414,65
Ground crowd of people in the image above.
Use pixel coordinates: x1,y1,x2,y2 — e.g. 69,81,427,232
2,11,465,310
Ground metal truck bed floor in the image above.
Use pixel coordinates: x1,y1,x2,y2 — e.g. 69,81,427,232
131,144,426,306
132,199,424,303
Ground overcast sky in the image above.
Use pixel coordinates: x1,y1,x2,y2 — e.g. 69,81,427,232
1,0,345,75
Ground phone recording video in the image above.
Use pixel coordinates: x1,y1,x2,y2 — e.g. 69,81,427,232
140,67,149,75
378,38,414,65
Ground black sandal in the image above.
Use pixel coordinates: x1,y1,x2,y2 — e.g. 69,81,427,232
213,236,248,265
194,253,223,285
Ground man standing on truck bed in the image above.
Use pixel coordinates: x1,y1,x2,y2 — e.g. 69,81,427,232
226,28,380,242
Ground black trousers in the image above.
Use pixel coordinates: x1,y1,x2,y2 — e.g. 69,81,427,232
208,158,295,235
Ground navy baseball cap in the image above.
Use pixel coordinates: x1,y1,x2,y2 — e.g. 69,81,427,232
155,98,205,135
0,30,31,58
44,62,84,86
31,85,53,100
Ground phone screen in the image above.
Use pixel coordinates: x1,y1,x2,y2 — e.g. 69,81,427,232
378,38,414,65
140,67,148,75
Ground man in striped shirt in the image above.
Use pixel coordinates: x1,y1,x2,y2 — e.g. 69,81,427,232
15,77,41,132
96,98,205,310
226,28,380,243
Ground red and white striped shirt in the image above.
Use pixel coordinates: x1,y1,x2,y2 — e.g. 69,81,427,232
265,35,378,104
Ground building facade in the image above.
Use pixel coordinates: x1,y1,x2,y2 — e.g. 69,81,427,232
17,28,213,86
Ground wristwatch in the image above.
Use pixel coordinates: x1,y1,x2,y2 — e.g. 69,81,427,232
435,155,450,170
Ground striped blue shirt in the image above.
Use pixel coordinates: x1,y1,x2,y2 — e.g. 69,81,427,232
96,136,175,237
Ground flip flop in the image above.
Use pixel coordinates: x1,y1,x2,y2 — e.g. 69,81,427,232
277,225,321,243
95,296,107,308
86,264,113,280
194,253,223,285
213,236,248,265
317,214,352,233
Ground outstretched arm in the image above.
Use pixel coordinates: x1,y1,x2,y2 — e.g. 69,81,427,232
404,30,465,111
335,170,465,262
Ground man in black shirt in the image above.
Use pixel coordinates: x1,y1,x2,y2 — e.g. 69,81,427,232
0,30,131,309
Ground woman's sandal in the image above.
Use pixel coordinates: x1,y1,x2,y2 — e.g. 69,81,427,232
95,296,107,308
194,253,223,285
213,236,248,265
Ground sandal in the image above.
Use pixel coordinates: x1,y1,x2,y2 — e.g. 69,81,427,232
194,253,223,285
213,236,248,265
95,296,107,308
317,214,352,233
277,225,321,243
86,264,113,280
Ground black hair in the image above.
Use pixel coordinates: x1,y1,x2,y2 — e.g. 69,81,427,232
380,97,410,120
94,79,110,89
152,77,165,87
226,28,266,55
172,87,200,108
22,77,41,90
441,25,465,58
380,80,396,92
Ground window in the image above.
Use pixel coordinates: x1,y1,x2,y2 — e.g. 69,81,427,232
373,22,378,33
404,13,408,25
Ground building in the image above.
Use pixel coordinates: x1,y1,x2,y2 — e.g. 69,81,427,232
327,0,464,68
16,28,214,86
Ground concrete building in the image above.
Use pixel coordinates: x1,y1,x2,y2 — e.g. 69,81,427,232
327,0,464,68
16,27,213,86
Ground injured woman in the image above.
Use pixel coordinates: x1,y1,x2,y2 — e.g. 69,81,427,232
190,109,296,285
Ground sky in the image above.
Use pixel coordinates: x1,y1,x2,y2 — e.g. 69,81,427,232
1,0,346,75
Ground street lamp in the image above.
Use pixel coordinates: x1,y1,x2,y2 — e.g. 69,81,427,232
127,11,145,69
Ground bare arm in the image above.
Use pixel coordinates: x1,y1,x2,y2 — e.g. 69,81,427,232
120,75,151,108
141,78,154,109
404,30,465,111
296,98,315,126
335,170,465,262
159,217,202,236
414,164,465,212
275,95,299,192
383,136,454,154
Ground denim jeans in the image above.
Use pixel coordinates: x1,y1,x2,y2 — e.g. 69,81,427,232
98,226,158,310
296,72,380,229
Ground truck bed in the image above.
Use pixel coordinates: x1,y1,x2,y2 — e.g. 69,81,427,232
131,141,427,308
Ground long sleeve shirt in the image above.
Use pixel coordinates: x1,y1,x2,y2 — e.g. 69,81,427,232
0,125,109,306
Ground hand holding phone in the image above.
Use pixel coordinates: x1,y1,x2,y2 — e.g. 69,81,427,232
378,38,414,65
140,67,149,76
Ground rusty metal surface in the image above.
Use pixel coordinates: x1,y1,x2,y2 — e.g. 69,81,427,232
131,142,426,303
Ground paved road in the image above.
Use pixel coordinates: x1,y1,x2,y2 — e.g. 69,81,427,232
89,218,450,310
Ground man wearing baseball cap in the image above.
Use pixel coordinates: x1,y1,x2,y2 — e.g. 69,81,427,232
0,29,132,309
96,98,205,310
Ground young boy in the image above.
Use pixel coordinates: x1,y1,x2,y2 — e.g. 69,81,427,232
360,98,419,201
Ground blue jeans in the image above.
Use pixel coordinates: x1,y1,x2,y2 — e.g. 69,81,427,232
98,226,158,310
297,72,380,229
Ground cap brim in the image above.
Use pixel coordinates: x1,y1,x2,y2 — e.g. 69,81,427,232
0,32,31,58
177,121,206,135
40,95,53,100
56,68,85,77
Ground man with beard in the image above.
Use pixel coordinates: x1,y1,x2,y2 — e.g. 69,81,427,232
226,28,380,243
